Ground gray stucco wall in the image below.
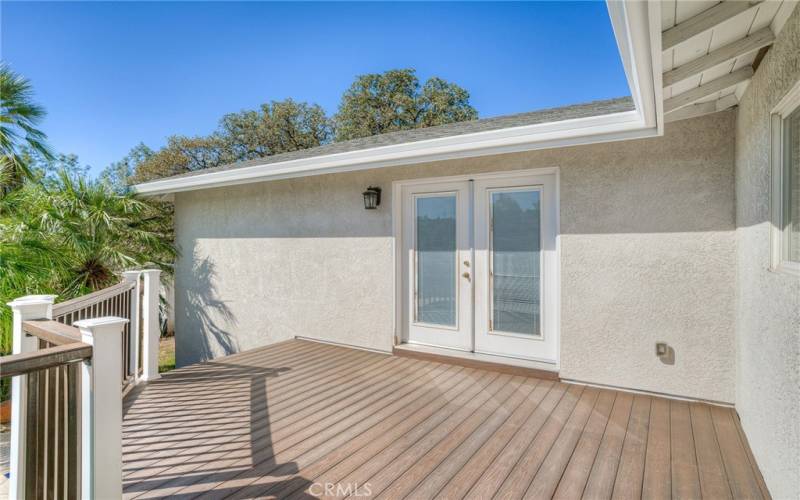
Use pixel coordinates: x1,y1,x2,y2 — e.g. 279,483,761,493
734,6,800,498
174,110,737,404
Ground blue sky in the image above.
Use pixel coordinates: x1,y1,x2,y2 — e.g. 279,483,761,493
2,1,629,177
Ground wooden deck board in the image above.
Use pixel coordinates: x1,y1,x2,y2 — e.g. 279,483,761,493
124,346,375,452
642,397,672,500
524,387,601,499
711,404,766,499
289,370,499,500
670,400,702,500
551,390,616,500
401,377,539,499
218,364,463,500
690,403,732,500
583,391,634,500
352,373,516,498
494,383,586,498
375,375,526,499
434,380,553,499
138,357,436,498
124,344,384,486
121,339,771,499
262,366,475,499
467,382,569,498
611,395,651,500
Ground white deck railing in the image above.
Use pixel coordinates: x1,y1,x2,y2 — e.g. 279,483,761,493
1,269,162,499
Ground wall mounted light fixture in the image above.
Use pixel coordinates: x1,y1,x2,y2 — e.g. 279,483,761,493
362,186,381,209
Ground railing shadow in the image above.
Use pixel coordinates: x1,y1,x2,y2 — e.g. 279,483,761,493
121,354,318,498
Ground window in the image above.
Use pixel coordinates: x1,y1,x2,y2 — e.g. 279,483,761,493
489,188,541,336
414,194,458,327
771,82,800,275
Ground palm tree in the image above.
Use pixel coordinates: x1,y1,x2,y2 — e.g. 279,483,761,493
0,69,177,400
1,64,53,194
45,171,176,294
0,172,176,355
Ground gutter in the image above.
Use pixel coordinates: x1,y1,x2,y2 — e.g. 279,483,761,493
134,0,663,197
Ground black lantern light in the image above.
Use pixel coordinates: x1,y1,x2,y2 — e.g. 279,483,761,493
362,186,381,209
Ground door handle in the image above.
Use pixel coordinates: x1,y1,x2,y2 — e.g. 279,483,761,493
462,272,471,281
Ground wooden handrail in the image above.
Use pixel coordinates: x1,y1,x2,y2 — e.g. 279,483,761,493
23,319,81,346
52,280,135,317
0,343,92,378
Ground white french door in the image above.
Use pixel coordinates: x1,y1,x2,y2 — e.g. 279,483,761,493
400,170,559,364
473,173,558,362
401,181,473,350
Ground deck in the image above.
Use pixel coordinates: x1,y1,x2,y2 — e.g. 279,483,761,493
122,339,769,499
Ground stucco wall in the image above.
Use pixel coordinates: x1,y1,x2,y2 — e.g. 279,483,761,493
174,110,737,403
734,6,800,498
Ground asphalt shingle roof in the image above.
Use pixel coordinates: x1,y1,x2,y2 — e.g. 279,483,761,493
138,96,633,185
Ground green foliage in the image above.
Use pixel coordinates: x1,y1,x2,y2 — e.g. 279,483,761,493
132,134,227,184
1,64,54,194
127,70,477,183
159,336,175,373
333,69,477,141
131,99,332,183
0,68,177,401
219,99,332,160
0,172,176,355
418,77,479,127
98,143,154,193
24,148,90,187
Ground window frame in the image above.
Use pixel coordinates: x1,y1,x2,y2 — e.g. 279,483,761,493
770,81,800,276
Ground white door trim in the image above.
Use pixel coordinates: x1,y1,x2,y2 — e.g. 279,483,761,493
392,167,561,368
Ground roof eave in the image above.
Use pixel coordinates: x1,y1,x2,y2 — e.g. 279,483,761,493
136,110,657,196
134,0,663,197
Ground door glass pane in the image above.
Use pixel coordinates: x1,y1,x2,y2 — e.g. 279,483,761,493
416,195,457,326
491,189,541,335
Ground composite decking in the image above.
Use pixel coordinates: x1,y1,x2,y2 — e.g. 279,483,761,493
122,339,769,499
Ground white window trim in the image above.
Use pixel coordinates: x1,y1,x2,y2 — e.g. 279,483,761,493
770,81,800,276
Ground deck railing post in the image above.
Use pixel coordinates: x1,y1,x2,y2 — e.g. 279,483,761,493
121,270,141,381
74,316,128,500
6,294,56,500
140,269,161,381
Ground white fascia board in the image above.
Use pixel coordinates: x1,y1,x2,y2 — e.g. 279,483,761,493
137,111,654,196
134,0,662,196
607,0,664,135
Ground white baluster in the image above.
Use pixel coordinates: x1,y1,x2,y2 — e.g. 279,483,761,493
140,269,162,381
121,270,141,381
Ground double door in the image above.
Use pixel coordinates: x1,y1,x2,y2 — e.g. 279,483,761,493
400,171,558,363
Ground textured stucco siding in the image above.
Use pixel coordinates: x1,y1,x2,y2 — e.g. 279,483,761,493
173,176,396,363
734,6,800,499
174,110,736,403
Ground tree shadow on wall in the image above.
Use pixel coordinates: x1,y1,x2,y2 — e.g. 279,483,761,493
182,254,239,364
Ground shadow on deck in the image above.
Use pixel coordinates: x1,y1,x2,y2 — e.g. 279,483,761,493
122,339,770,500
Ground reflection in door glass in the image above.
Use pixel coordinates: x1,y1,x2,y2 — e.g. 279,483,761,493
491,190,540,335
416,195,457,326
